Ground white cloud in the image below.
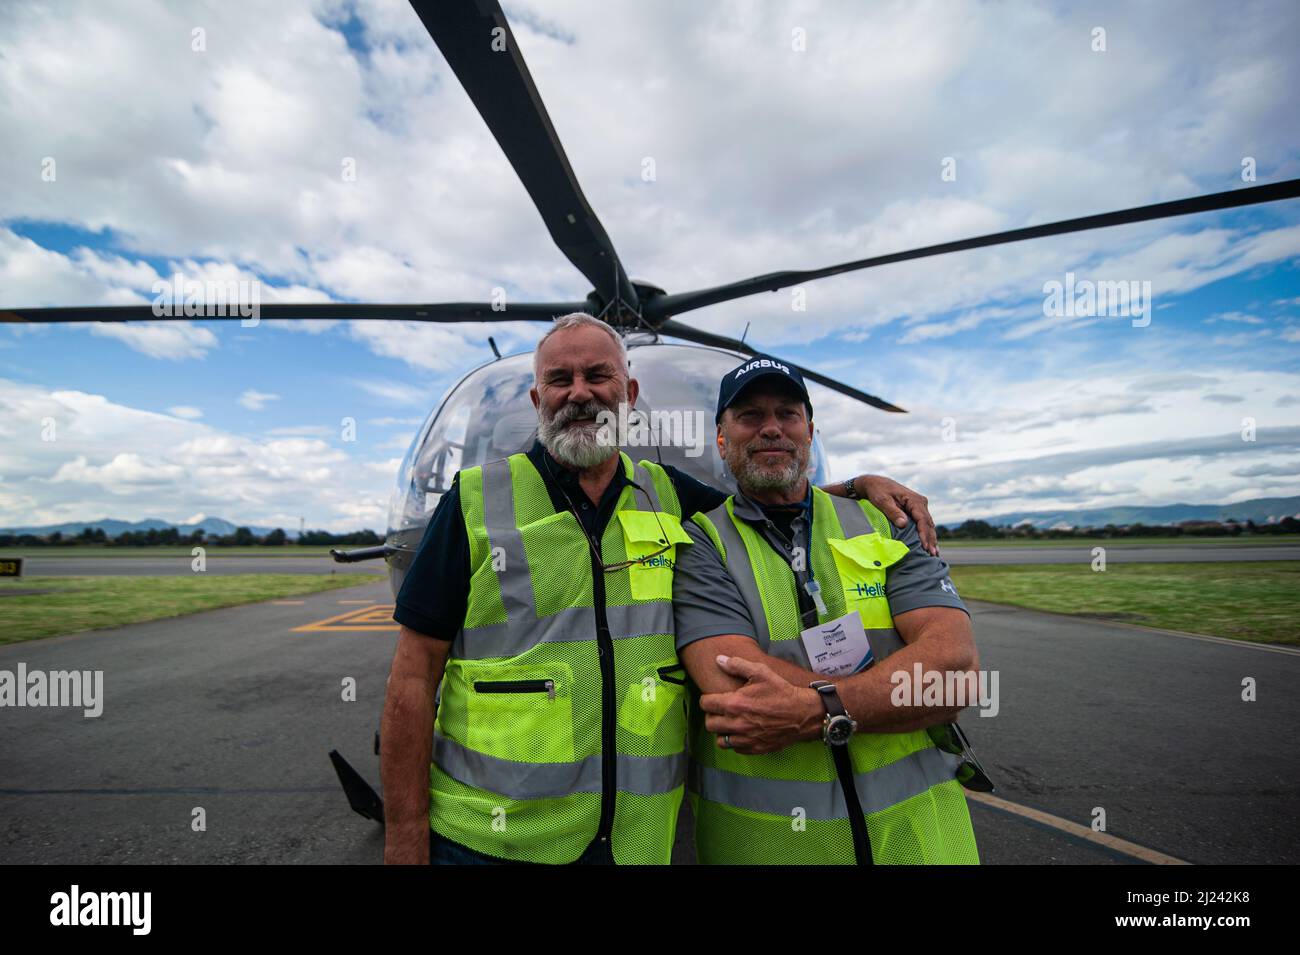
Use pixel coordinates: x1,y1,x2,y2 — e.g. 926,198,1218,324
0,378,393,530
52,452,187,488
167,405,203,419
1212,329,1274,347
350,378,435,406
238,389,280,410
70,247,162,289
89,320,218,360
813,362,1300,523
0,229,152,309
267,424,334,437
375,433,415,452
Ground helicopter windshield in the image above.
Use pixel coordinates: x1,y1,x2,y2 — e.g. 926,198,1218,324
386,341,829,592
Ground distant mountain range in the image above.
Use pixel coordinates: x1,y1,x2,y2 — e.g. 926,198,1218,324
955,496,1300,530
0,516,296,539
4,495,1298,537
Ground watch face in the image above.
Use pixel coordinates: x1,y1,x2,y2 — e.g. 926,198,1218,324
826,716,854,745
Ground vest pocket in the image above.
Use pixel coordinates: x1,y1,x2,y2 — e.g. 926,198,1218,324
461,661,575,764
616,510,693,601
618,658,687,744
827,534,910,624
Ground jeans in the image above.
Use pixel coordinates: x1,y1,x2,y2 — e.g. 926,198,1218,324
429,831,615,865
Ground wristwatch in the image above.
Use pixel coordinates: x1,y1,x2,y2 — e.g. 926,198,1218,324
841,477,862,500
809,680,857,746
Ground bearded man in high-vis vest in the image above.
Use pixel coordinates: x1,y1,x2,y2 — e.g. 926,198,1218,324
672,355,984,864
381,315,945,865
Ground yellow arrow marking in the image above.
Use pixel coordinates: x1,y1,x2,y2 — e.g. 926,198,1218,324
293,604,399,633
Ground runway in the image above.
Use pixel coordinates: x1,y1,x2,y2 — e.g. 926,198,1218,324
941,542,1300,565
16,556,388,576
2,582,1296,864
11,540,1297,577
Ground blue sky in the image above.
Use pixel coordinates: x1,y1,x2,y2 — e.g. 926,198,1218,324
1,0,1297,531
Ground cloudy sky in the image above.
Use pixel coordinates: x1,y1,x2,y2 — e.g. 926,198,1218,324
1,0,1298,532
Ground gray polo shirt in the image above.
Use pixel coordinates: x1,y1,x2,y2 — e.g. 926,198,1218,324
673,489,968,652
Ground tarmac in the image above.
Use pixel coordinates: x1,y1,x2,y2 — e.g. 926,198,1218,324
2,577,1296,864
14,539,1298,578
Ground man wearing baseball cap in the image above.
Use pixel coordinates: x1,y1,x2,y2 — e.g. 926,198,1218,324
670,354,986,864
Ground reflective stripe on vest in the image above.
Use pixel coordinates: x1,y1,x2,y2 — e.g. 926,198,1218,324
436,733,689,800
453,603,675,661
690,745,963,820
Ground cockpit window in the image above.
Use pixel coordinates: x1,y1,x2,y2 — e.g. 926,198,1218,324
388,343,828,540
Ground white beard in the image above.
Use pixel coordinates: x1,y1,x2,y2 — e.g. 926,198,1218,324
538,398,620,469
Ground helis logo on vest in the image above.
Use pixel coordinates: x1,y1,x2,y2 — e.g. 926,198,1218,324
639,554,674,569
846,581,885,599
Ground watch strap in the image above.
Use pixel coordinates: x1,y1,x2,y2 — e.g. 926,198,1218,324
809,680,847,719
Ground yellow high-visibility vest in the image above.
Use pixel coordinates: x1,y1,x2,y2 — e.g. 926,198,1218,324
431,451,692,864
688,488,980,864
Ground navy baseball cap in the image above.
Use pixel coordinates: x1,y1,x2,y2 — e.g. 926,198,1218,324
716,354,812,423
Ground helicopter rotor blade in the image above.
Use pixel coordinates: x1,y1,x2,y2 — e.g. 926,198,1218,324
408,0,637,312
641,178,1300,322
657,318,906,413
0,302,590,324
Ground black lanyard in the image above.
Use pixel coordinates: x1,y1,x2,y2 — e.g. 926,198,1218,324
761,508,820,628
760,501,873,864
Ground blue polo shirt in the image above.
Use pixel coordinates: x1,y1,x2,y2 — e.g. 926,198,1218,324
393,440,726,640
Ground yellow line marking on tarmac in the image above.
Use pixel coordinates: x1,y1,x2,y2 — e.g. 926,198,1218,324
293,604,399,633
965,790,1190,864
337,599,375,604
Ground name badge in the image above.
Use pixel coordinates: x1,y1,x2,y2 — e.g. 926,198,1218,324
799,610,874,677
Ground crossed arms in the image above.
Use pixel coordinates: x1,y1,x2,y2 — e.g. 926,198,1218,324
679,605,979,755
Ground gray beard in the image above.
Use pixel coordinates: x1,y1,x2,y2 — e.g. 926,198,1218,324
538,398,620,470
727,442,810,494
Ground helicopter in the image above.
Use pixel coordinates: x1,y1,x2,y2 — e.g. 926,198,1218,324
4,1,1298,829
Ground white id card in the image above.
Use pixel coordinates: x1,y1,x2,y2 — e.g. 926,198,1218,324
799,610,875,677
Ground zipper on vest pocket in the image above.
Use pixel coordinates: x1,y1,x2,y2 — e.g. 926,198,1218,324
474,679,556,700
